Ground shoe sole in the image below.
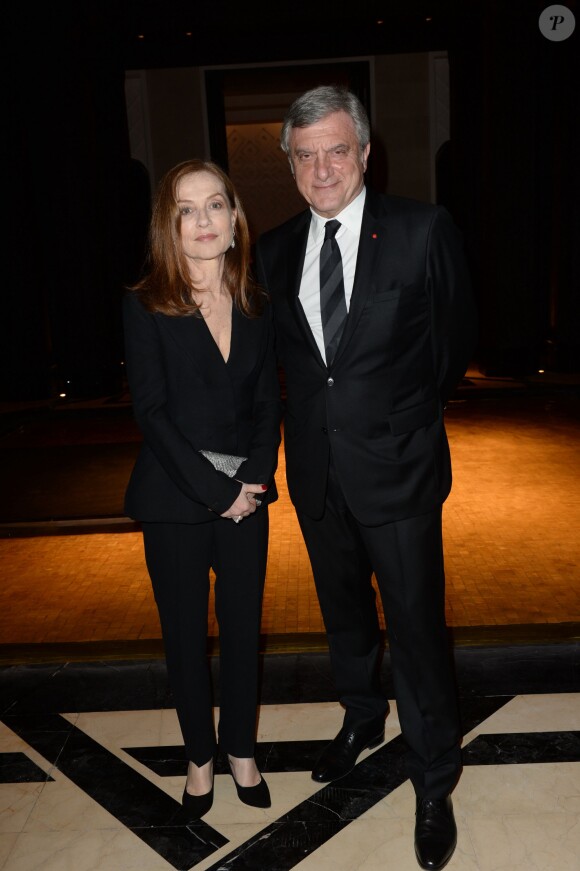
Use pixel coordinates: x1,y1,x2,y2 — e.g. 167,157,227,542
366,730,385,750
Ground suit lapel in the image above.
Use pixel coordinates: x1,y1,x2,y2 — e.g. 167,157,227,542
159,308,227,370
332,191,386,366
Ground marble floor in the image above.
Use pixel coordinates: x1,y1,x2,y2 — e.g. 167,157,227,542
1,644,579,871
1,377,579,868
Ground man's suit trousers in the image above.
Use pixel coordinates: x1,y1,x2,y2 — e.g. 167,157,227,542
297,460,462,797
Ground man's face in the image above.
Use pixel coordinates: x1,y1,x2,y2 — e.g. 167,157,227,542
288,110,370,218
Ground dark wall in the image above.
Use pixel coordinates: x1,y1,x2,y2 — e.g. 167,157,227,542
5,5,138,400
449,0,579,376
4,1,579,400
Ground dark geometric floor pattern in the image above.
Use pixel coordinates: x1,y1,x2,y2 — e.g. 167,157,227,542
1,644,578,870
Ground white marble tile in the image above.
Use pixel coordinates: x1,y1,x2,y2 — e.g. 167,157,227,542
63,708,183,750
463,693,580,740
193,823,274,871
465,811,580,871
256,701,400,741
22,771,124,833
66,701,402,754
291,814,479,871
457,763,580,817
361,779,416,821
257,702,341,740
0,783,41,834
0,827,170,871
0,832,19,867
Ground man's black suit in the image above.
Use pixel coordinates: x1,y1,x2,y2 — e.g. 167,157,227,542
255,188,478,797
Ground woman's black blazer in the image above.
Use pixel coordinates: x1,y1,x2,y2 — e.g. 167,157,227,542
122,291,283,524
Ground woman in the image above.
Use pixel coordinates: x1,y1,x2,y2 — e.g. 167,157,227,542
122,159,282,819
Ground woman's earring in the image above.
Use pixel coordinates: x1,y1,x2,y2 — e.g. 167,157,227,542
230,228,236,249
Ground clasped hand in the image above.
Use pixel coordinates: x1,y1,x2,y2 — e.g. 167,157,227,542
221,483,266,523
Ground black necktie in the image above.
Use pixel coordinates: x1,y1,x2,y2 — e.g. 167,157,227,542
319,219,347,365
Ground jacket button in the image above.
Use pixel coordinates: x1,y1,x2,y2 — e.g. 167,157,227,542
321,427,328,434
327,377,334,387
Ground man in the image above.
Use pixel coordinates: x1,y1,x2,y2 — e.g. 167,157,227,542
255,85,477,870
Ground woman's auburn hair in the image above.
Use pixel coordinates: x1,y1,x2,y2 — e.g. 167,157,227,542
130,159,265,318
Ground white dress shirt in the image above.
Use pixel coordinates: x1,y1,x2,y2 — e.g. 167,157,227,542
299,187,366,363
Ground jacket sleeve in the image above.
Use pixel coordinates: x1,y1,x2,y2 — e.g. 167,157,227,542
237,300,283,484
426,207,479,405
122,292,242,515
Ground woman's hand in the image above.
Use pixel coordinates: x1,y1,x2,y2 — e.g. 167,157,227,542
221,483,268,523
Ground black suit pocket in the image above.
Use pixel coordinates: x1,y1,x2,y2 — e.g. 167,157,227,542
372,284,421,303
387,397,440,436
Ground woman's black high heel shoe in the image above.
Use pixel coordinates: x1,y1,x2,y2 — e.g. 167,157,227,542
229,763,271,808
182,783,214,819
182,756,216,819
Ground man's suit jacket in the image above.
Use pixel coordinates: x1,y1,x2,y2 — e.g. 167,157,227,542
122,291,282,524
255,188,478,526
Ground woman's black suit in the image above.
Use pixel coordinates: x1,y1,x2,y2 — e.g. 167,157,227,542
122,291,282,765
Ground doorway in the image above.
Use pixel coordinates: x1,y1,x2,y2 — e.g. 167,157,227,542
204,60,373,241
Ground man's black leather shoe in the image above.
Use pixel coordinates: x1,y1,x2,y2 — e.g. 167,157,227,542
414,796,457,870
311,719,385,782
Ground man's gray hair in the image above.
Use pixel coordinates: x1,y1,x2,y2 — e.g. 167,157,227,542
280,85,371,156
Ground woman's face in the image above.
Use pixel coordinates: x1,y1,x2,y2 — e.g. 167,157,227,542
176,171,237,264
